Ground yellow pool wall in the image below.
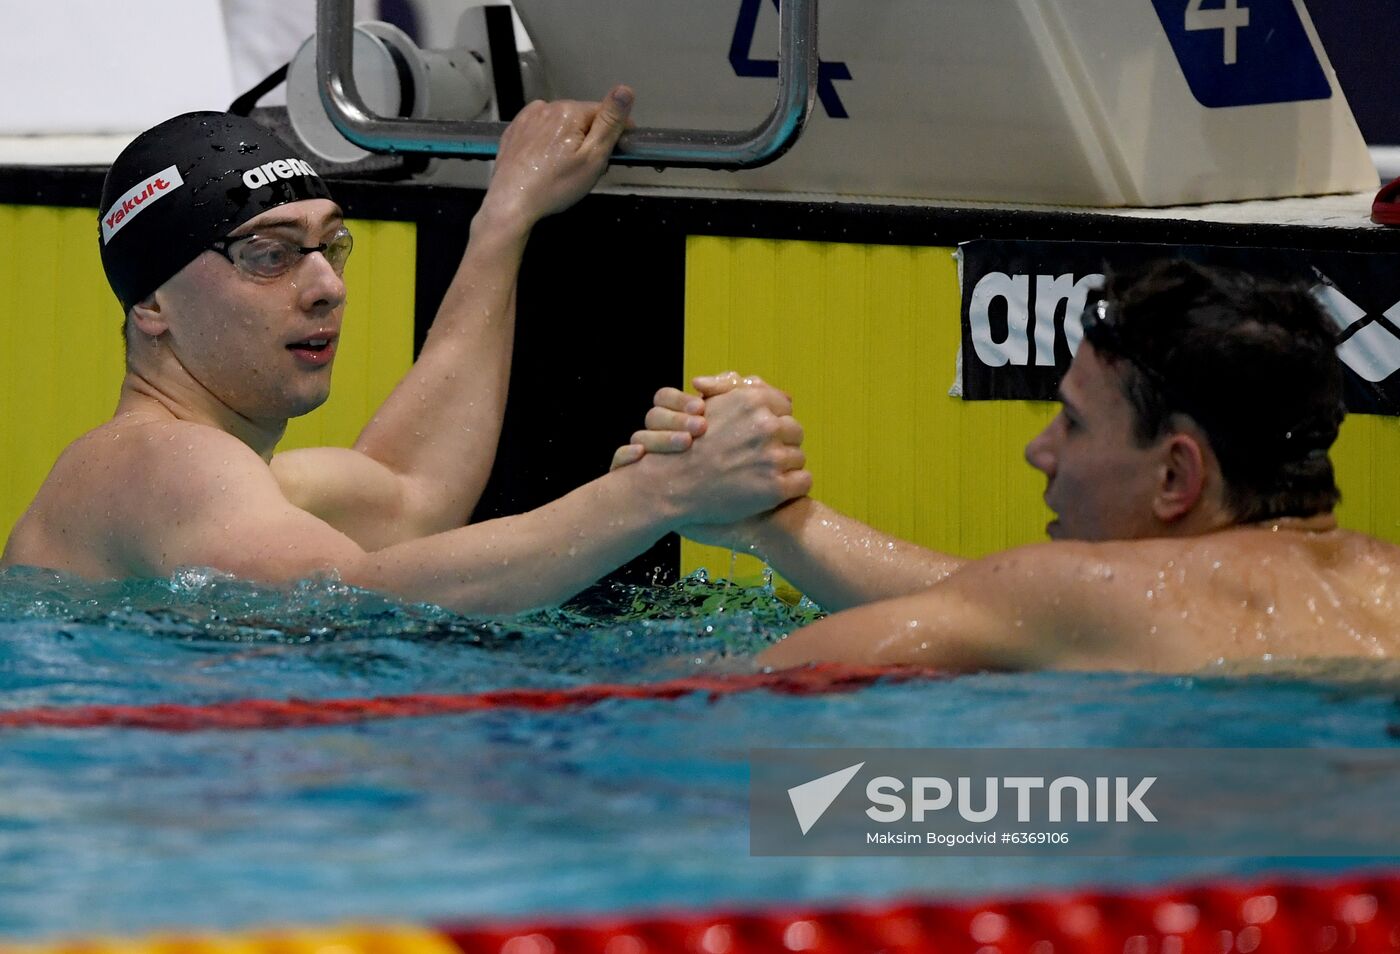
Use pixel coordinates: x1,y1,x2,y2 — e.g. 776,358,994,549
3,207,1398,585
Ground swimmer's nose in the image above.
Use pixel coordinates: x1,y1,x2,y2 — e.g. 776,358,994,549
296,251,347,315
1024,421,1056,476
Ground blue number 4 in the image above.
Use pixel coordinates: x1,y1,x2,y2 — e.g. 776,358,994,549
1184,0,1249,65
1150,0,1330,107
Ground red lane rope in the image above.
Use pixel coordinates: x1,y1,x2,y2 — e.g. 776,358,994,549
7,875,1400,954
434,873,1400,953
0,664,940,732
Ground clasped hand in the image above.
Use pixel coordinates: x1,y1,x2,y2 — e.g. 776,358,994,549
613,373,810,546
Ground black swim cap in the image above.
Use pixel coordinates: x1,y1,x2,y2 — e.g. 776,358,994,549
99,111,335,314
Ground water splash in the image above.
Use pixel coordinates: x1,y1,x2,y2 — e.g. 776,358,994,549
0,566,824,700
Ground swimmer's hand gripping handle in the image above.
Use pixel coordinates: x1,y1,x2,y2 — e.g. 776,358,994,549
315,0,818,170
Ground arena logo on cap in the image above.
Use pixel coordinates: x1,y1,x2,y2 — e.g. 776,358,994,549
241,158,320,191
101,164,184,244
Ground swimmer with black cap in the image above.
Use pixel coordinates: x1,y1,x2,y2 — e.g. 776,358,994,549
3,88,812,612
98,111,337,319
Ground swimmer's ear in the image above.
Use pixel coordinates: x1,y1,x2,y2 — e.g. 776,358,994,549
128,294,169,338
1153,433,1207,524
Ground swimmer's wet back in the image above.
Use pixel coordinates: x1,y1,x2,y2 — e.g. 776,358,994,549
98,111,334,314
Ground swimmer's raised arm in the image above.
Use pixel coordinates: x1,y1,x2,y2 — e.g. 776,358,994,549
617,373,966,610
149,383,810,615
273,88,635,543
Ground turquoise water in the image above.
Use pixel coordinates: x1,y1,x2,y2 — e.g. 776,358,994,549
0,566,1396,940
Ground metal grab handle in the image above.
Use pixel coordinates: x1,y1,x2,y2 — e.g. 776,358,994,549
316,0,818,169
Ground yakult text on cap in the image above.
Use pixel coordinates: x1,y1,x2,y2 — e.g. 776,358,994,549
101,165,185,244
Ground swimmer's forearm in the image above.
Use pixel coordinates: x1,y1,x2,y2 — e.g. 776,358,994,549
745,499,966,611
342,465,680,615
758,587,1027,671
351,206,533,531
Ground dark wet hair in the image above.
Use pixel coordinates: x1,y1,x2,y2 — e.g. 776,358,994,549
1084,260,1344,522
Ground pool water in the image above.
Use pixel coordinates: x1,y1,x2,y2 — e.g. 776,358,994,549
0,566,1396,940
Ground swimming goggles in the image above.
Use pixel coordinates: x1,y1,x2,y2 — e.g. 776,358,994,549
1079,295,1172,393
209,226,353,279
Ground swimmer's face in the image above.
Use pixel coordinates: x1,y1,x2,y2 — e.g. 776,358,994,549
150,199,347,422
1023,343,1167,542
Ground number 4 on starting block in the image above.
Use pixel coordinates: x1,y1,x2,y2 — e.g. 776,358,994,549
1150,0,1332,107
1184,0,1249,65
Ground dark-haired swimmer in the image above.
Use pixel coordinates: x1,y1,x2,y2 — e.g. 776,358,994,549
622,261,1400,672
1,90,811,612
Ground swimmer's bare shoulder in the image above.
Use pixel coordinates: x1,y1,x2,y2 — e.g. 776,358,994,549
1070,529,1400,665
2,420,149,576
761,527,1400,672
1175,523,1400,661
2,419,359,581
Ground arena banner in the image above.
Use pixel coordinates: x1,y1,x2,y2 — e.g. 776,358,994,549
957,240,1400,415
